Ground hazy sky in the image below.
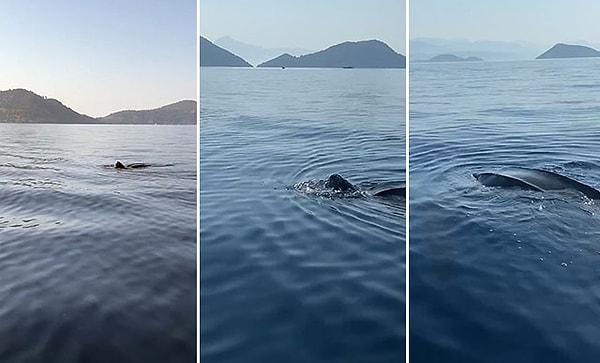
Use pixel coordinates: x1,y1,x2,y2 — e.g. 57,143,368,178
411,0,600,47
200,0,406,54
0,0,196,117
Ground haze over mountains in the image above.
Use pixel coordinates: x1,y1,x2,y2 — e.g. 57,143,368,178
202,35,600,66
200,36,405,69
410,38,542,61
0,89,196,124
200,37,252,67
423,54,484,62
411,38,600,61
214,36,312,67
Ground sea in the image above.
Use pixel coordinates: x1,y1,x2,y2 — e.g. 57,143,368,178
410,58,600,362
0,125,197,363
200,67,406,363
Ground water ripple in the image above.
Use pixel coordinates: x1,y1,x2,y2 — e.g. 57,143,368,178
0,124,196,362
201,68,405,363
410,59,600,362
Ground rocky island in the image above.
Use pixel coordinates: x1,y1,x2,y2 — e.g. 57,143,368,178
258,39,405,69
99,101,196,124
0,89,196,124
536,43,600,59
200,36,252,67
426,54,484,62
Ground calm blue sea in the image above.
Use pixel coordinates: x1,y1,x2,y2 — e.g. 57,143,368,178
200,68,406,363
0,125,196,363
410,58,600,362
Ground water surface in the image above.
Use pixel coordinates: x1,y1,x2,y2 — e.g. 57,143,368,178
0,124,196,363
410,58,600,362
200,68,406,363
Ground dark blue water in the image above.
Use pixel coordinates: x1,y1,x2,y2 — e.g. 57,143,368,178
0,125,196,363
200,68,405,363
410,59,600,362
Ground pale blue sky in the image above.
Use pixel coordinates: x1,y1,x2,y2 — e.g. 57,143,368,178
0,0,196,117
200,0,406,54
411,0,600,47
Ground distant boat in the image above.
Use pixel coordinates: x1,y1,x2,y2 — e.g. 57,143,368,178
342,66,354,69
281,66,285,69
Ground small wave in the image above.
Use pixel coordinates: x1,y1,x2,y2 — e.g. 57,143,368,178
292,179,367,199
0,216,43,230
0,178,64,190
0,151,66,163
570,83,600,89
0,163,60,171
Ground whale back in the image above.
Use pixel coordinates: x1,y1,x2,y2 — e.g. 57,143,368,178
127,163,152,169
474,168,600,200
368,181,406,197
522,169,600,199
473,172,543,191
372,188,406,197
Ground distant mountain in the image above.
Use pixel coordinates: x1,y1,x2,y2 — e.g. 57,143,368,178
0,88,94,123
200,36,252,67
214,36,312,66
258,40,405,69
536,43,600,59
410,38,541,61
0,88,196,124
426,54,484,62
99,100,196,125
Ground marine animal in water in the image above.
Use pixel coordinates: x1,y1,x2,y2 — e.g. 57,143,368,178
473,167,600,199
325,173,357,192
114,160,152,169
321,173,405,197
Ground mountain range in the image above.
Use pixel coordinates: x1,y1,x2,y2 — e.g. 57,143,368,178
411,38,600,61
258,39,405,68
410,38,542,61
99,100,197,124
423,54,484,62
200,36,252,67
201,37,405,69
214,36,311,66
0,89,196,124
